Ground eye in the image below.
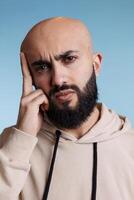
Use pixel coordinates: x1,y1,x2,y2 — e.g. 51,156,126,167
36,64,51,72
63,55,77,64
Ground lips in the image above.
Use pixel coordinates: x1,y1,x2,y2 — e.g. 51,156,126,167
55,90,74,102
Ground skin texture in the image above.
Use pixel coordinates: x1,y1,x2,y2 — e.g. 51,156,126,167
17,17,102,138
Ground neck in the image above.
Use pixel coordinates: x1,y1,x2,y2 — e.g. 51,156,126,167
62,105,100,139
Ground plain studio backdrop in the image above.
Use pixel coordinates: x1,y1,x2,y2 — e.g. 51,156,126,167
0,0,134,132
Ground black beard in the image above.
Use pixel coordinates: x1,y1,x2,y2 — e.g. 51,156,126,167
45,69,98,129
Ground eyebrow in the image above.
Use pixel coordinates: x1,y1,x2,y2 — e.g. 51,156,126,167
55,50,79,60
31,50,79,66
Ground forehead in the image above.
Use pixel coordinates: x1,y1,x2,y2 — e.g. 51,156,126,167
22,20,92,59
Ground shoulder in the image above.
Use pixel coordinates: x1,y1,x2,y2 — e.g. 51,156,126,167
115,128,134,152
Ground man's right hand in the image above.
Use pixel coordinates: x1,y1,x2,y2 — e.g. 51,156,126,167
16,52,49,136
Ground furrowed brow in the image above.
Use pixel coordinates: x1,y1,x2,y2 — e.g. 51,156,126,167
31,60,50,67
31,50,79,66
55,50,79,60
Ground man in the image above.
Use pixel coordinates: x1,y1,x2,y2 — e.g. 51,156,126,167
0,17,134,200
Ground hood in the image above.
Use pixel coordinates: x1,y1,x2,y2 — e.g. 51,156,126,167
41,103,132,200
40,103,131,144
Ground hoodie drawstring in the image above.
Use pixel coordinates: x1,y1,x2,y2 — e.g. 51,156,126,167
43,132,98,200
43,130,61,200
91,142,98,200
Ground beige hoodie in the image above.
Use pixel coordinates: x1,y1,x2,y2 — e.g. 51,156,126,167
0,103,134,200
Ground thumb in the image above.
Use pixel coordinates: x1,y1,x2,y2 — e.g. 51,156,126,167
41,103,49,112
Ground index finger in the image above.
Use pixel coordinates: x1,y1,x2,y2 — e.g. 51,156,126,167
20,52,33,96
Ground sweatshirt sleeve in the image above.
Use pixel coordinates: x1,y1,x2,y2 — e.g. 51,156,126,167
0,126,38,200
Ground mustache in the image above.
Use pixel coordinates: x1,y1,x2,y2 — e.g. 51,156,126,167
49,84,81,97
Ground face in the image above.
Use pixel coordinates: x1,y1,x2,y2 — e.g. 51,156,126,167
46,68,98,129
22,20,101,129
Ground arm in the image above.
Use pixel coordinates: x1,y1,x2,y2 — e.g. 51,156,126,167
0,53,49,199
0,127,37,199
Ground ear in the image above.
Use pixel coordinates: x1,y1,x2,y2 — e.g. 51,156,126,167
93,53,103,76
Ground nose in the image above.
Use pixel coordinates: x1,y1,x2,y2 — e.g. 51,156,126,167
51,63,67,86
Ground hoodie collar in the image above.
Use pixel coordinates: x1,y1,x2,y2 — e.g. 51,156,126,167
40,103,131,143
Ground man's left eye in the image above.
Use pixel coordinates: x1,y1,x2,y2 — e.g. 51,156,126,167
64,56,77,63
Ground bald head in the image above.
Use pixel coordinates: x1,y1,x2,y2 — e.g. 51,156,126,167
19,17,102,127
21,17,93,54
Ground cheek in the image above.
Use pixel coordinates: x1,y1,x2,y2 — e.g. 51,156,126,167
73,65,92,89
32,74,51,94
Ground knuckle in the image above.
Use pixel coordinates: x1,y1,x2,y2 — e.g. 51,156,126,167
36,89,44,94
40,94,47,100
